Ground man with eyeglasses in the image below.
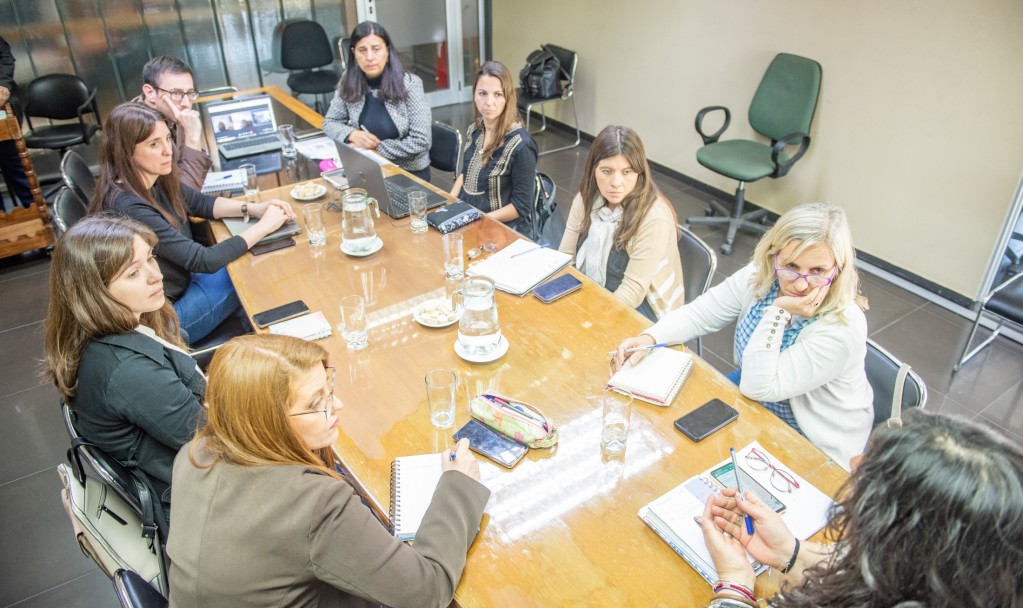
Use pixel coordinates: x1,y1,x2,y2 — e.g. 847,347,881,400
136,55,210,191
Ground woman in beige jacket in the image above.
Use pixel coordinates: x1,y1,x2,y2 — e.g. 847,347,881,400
167,334,490,608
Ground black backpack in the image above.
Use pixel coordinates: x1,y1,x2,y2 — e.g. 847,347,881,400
519,48,563,99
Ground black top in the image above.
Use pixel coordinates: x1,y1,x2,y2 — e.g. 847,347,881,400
357,76,400,141
459,123,538,234
109,184,248,300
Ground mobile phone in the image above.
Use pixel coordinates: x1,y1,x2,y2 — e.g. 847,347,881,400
452,419,527,469
252,300,310,328
709,462,787,513
250,237,296,256
533,273,583,303
673,398,739,442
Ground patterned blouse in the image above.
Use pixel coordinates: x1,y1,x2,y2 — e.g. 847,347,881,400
459,122,538,234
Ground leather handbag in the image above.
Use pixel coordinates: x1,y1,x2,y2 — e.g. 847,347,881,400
469,391,558,448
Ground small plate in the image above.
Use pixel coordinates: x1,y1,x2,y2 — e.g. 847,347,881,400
414,298,461,328
340,236,383,257
454,336,509,363
290,183,327,201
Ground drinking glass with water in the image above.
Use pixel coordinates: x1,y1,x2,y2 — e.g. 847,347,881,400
240,163,259,205
601,389,633,454
340,295,368,351
409,191,428,233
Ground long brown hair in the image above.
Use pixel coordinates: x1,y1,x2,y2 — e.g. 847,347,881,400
88,101,189,226
43,214,183,400
193,334,339,478
577,125,672,250
471,61,521,165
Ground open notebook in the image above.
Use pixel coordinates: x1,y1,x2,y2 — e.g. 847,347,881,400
268,311,332,341
607,347,693,406
389,453,444,542
467,239,572,296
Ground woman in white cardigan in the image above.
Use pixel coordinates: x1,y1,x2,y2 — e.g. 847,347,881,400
614,203,872,469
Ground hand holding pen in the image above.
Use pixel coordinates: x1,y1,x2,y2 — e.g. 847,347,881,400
613,334,667,370
442,438,480,480
704,486,800,574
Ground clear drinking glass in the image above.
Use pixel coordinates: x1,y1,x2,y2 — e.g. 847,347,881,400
339,295,368,351
424,368,457,429
409,191,428,233
443,233,464,279
303,203,326,247
278,123,297,158
601,389,633,454
240,163,259,205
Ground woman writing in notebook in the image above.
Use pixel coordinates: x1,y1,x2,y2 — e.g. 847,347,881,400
323,21,433,181
559,126,685,321
43,215,206,527
450,61,538,235
697,410,1023,608
89,102,295,345
167,334,490,607
614,203,872,469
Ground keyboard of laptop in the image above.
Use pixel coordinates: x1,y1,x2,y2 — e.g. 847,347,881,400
384,180,411,216
222,134,280,151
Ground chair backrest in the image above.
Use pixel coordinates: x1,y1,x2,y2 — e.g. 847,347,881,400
676,225,717,305
114,569,168,608
532,171,558,242
60,150,96,205
865,339,927,426
430,121,463,174
748,53,822,142
276,20,334,71
62,403,146,512
335,36,351,72
542,44,578,89
52,186,88,237
24,74,96,120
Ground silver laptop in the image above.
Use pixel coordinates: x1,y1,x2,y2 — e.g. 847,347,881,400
334,141,448,218
221,217,300,244
207,95,284,159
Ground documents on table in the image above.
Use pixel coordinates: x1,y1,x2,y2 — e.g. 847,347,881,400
467,238,573,296
293,136,341,162
390,453,444,542
268,311,332,341
607,347,694,406
200,170,246,194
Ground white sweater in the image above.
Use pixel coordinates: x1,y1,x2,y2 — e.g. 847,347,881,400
646,264,873,470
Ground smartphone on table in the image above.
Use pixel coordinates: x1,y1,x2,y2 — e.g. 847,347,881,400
673,398,739,442
709,461,787,513
452,419,527,468
533,274,583,303
250,237,296,256
252,300,309,328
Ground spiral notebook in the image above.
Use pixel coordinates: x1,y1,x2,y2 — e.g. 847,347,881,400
389,453,444,542
268,311,332,341
607,347,694,406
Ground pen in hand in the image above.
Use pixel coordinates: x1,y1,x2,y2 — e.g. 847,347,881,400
730,447,755,535
606,342,672,356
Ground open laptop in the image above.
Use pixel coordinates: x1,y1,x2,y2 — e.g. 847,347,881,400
206,95,284,159
334,141,448,218
221,217,300,245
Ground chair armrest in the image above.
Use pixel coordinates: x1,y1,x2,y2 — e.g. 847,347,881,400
770,131,811,177
695,106,730,145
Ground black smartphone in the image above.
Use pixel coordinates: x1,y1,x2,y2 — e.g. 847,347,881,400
452,419,527,469
673,399,739,442
709,462,787,513
252,300,309,328
250,237,296,256
533,273,583,303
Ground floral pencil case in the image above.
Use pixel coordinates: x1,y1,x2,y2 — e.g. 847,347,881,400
469,392,558,449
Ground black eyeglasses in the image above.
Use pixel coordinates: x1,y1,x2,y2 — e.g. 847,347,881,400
289,366,336,423
155,87,199,102
745,447,800,493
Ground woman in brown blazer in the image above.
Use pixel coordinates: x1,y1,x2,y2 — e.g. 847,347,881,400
167,334,490,607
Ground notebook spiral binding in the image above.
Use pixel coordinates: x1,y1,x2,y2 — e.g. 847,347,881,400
388,460,399,536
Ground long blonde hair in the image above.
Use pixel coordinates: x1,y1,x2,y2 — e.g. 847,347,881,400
193,334,339,478
749,203,868,322
43,214,183,399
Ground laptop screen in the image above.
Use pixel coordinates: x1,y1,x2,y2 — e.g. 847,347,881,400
207,96,278,144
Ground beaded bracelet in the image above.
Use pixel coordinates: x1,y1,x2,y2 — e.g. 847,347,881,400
709,594,757,608
713,581,757,604
780,537,801,574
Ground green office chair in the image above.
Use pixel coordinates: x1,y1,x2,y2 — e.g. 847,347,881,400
687,53,822,255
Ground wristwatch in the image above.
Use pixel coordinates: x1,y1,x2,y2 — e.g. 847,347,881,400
241,203,249,223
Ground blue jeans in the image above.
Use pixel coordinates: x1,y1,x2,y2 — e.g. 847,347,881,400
173,267,242,345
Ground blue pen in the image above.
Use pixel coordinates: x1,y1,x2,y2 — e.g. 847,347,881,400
510,243,550,258
606,342,673,356
449,452,457,461
730,448,755,535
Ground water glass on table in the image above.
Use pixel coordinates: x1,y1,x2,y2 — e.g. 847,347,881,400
303,203,326,248
408,191,428,233
240,163,259,205
443,233,464,279
424,369,458,429
339,295,368,351
601,388,633,454
278,124,298,158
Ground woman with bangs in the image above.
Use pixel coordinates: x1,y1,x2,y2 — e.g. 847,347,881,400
43,215,206,524
559,125,685,321
450,61,538,235
168,334,490,608
615,203,873,469
88,101,295,345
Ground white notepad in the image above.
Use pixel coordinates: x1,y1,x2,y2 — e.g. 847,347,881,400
268,311,332,341
390,453,444,542
200,170,246,194
607,347,694,406
467,239,572,296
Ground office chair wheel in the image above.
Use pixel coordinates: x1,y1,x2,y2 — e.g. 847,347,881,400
719,243,733,255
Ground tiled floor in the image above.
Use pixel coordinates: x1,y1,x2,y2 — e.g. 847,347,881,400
2,103,1021,606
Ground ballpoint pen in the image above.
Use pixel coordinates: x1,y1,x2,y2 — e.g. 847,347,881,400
510,243,549,258
731,447,755,535
606,342,672,356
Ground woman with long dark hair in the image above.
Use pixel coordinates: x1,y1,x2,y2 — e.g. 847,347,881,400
88,102,294,345
323,21,432,181
559,125,685,321
450,61,538,235
698,409,1023,608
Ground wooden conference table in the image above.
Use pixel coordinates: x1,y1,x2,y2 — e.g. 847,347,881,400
207,88,847,607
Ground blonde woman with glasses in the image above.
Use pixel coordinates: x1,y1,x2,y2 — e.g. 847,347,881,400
614,203,872,469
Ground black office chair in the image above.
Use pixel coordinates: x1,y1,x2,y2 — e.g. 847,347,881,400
60,150,95,208
52,186,88,238
954,268,1023,372
531,172,558,243
22,74,102,160
113,569,168,608
335,36,351,74
676,225,718,356
517,44,581,156
430,121,463,176
687,53,822,255
274,19,339,112
865,339,927,426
